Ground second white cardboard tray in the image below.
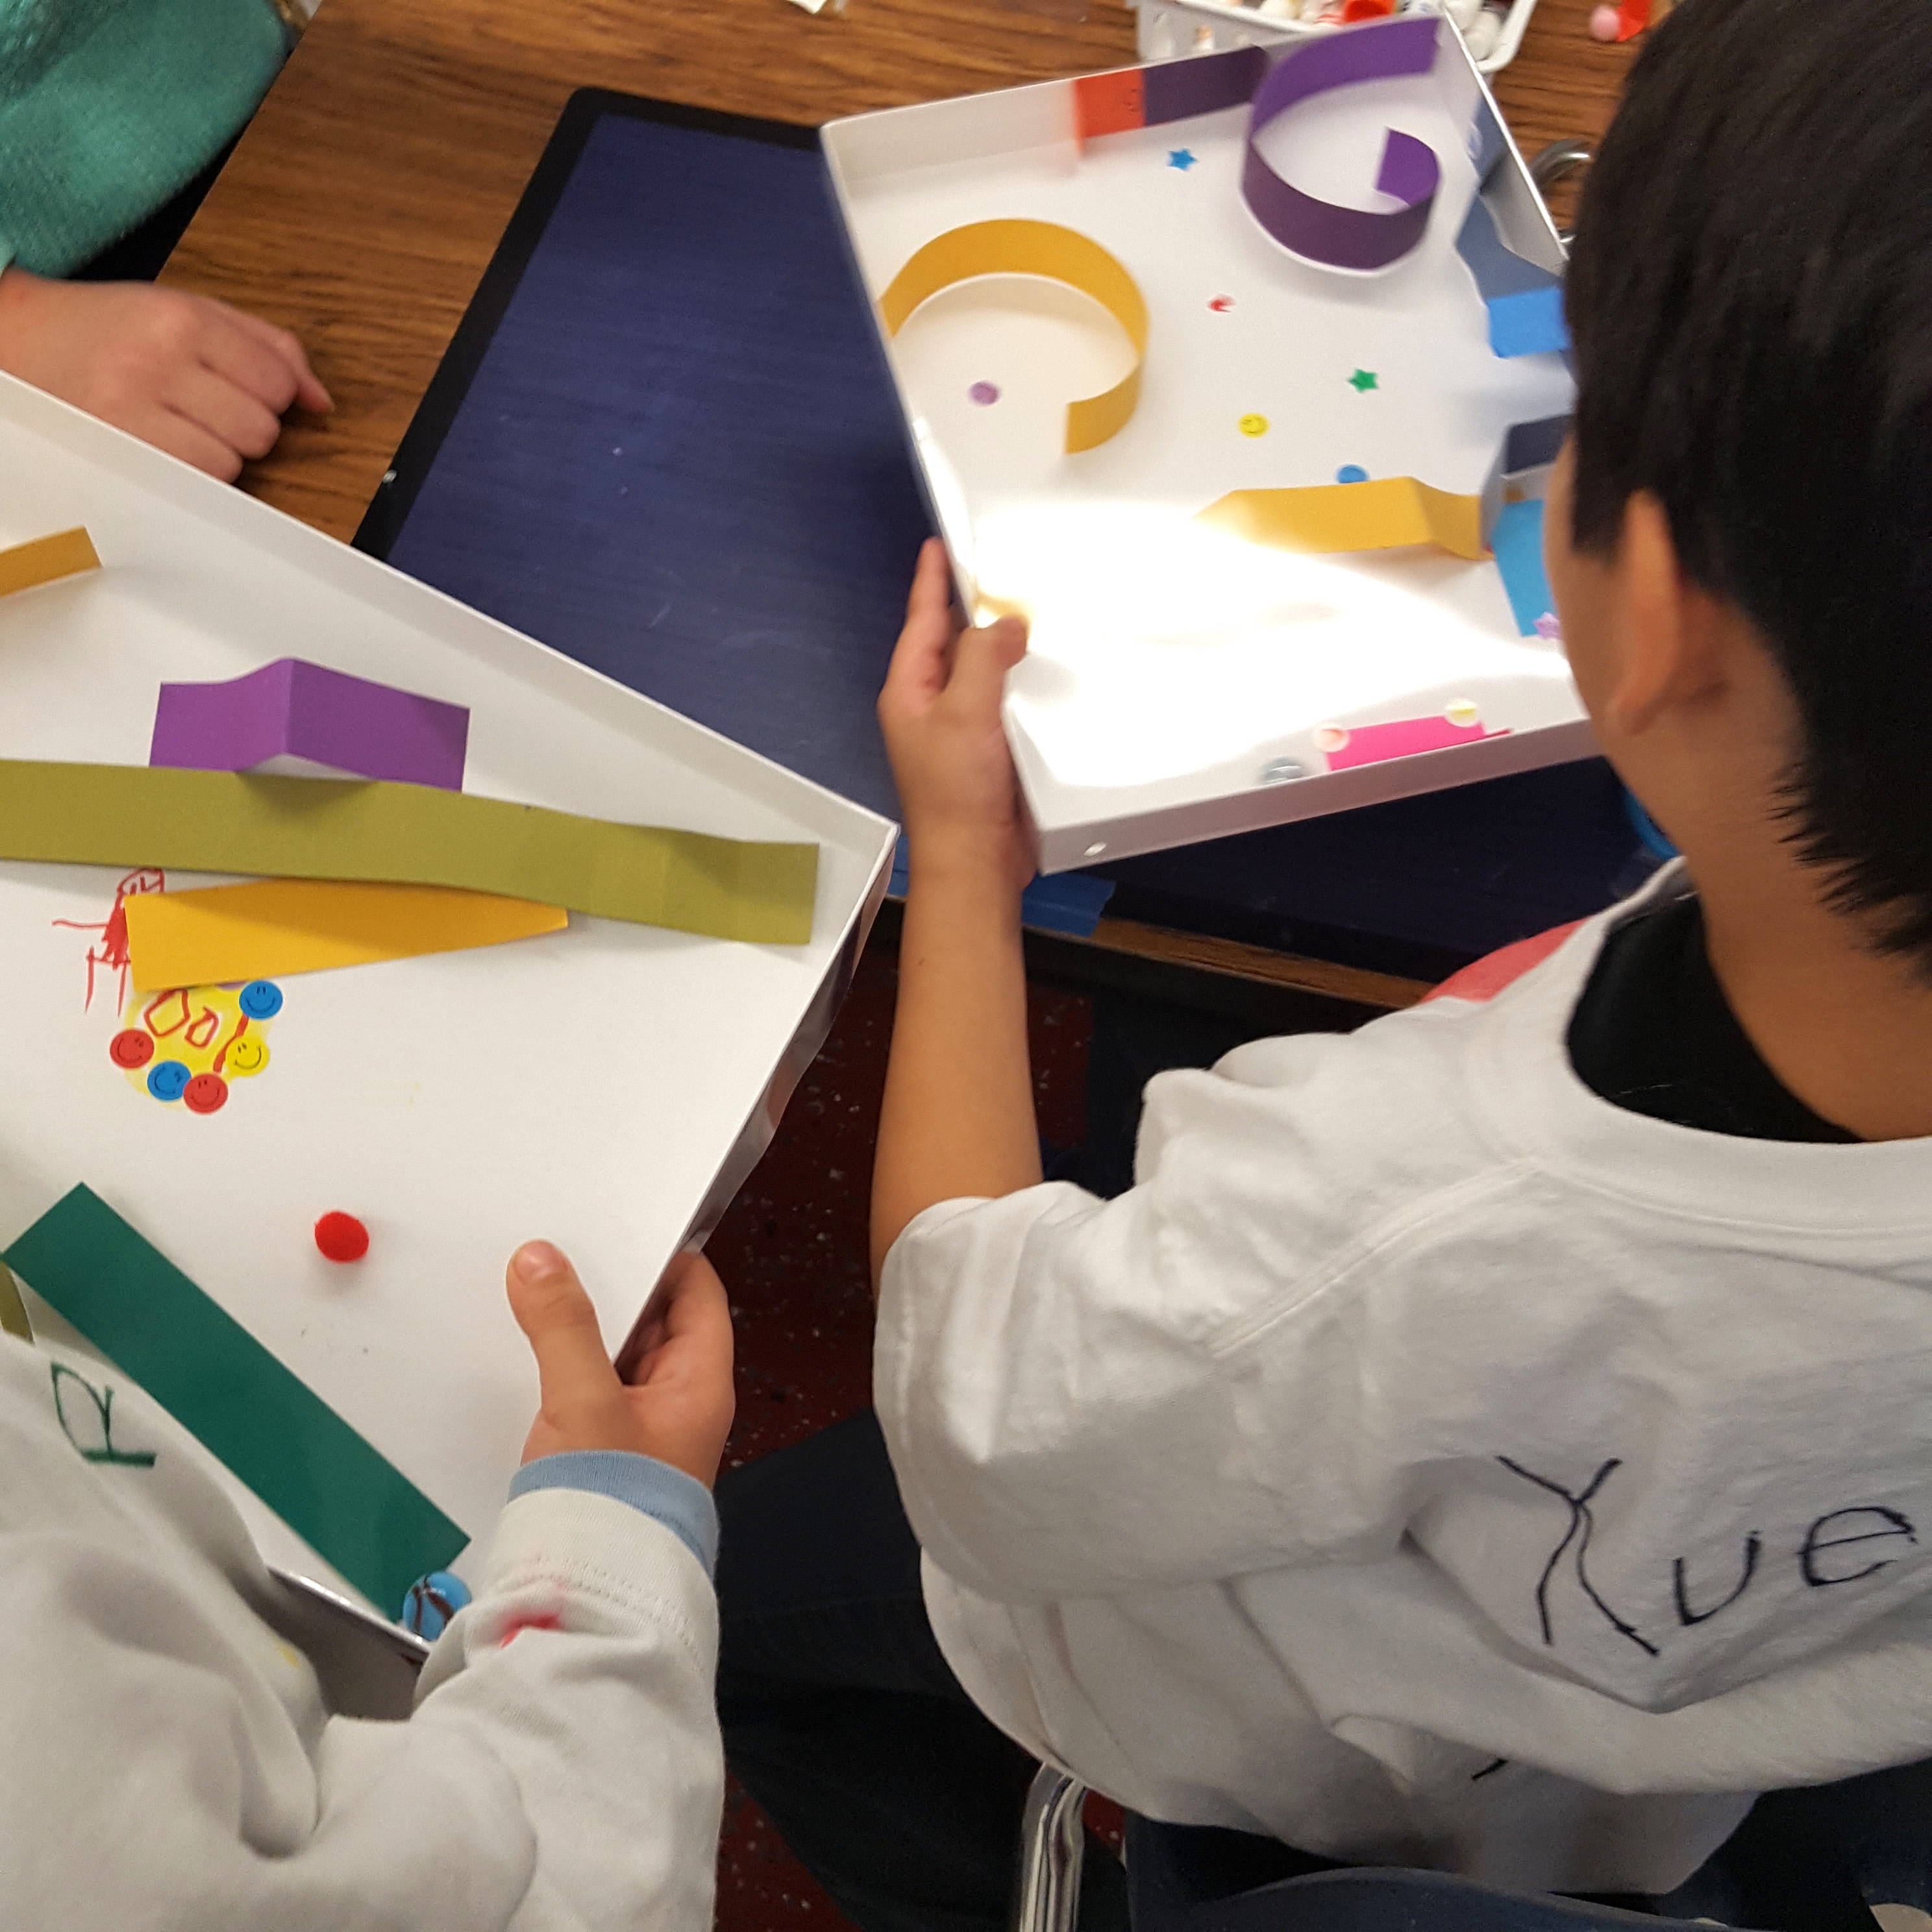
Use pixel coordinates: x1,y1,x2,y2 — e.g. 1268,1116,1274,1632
0,372,895,1609
825,21,1592,872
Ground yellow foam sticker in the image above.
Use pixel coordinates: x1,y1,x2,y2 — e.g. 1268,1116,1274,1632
878,221,1149,454
123,878,569,992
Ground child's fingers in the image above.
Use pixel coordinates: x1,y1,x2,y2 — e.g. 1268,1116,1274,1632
651,1252,735,1373
905,536,951,626
506,1241,621,1416
944,615,1029,719
880,539,957,706
218,300,334,413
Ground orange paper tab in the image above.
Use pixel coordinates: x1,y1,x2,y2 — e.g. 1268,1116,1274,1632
0,528,99,599
1074,69,1145,141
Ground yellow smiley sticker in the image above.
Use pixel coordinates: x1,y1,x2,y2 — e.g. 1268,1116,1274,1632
226,1036,268,1077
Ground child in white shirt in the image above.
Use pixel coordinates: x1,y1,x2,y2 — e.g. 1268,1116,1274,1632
717,0,1932,1921
0,1239,735,1930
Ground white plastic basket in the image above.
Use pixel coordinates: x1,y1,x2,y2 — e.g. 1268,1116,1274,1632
1131,0,1537,76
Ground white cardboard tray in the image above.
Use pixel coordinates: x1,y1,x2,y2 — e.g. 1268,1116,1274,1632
0,373,895,1609
824,22,1591,873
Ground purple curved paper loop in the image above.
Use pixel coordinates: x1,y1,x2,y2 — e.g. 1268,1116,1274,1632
1241,14,1444,271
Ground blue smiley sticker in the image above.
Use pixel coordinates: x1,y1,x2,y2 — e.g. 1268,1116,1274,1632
146,1059,190,1102
238,980,284,1021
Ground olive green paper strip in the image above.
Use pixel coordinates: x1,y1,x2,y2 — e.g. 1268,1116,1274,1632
0,760,817,945
5,1185,466,1611
0,1261,29,1343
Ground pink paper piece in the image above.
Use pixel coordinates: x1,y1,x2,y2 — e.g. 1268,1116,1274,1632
1322,715,1507,771
150,660,470,790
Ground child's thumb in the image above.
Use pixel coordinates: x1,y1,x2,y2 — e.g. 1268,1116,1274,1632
949,615,1028,713
507,1241,620,1416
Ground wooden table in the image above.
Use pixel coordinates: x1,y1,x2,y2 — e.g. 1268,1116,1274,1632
162,0,1635,1019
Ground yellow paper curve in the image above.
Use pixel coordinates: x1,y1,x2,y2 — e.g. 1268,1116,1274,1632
878,220,1148,454
1195,478,1487,562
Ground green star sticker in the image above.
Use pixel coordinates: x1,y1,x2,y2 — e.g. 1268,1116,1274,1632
1348,369,1379,392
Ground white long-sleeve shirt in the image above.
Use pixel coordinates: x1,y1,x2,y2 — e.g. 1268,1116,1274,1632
877,862,1932,1896
0,1326,723,1930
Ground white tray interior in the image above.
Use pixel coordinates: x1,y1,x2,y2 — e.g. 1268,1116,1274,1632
0,374,895,1605
826,30,1589,869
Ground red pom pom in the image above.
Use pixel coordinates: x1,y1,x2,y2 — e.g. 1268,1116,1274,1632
314,1212,370,1263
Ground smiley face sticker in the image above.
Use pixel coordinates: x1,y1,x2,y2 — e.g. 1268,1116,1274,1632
226,1035,269,1076
110,979,281,1115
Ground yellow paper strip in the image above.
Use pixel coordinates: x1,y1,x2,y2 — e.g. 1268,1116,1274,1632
0,762,818,946
0,528,100,599
1195,479,1487,561
879,221,1148,454
123,878,569,992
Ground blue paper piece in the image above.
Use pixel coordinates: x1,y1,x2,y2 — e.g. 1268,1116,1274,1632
1487,285,1568,360
1022,871,1117,938
1455,191,1570,360
887,836,1117,938
1491,498,1557,637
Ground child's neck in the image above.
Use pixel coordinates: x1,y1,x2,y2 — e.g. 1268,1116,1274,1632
1694,843,1932,1143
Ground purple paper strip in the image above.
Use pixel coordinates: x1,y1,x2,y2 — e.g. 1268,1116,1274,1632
1241,15,1444,271
150,658,471,790
1143,44,1267,127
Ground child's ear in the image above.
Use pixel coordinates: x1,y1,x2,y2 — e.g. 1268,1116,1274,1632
1601,491,1727,737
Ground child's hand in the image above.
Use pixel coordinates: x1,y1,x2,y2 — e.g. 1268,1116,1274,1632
0,268,330,482
508,1242,736,1488
878,538,1032,889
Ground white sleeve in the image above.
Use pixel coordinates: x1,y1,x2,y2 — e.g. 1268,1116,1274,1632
404,1486,724,1931
874,1015,1491,1604
0,1474,721,1932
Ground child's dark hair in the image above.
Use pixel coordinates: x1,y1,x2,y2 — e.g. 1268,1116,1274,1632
1565,0,1932,963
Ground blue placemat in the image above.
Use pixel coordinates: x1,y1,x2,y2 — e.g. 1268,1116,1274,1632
359,90,1645,980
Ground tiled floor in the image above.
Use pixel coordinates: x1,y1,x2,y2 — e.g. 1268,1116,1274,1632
708,934,1092,1931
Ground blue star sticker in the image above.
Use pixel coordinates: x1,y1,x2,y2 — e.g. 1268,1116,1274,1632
1168,148,1198,171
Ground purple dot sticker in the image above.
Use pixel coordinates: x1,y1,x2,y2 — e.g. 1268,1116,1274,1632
968,381,1000,406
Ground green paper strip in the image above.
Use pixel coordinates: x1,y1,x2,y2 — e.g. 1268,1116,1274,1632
0,1260,29,1342
5,1185,465,1609
0,761,818,945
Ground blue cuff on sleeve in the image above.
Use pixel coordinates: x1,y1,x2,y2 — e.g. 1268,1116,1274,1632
509,1450,719,1576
